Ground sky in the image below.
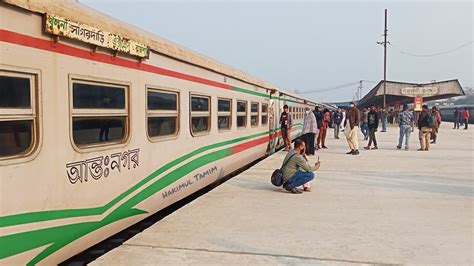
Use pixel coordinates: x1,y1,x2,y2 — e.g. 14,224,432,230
81,0,473,103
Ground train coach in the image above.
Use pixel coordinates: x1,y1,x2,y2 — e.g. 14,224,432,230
0,1,326,264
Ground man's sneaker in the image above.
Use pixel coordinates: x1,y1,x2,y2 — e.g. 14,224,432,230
352,149,360,155
405,147,409,150
291,188,303,194
322,146,328,149
372,146,378,150
364,146,370,150
346,150,354,154
396,145,401,149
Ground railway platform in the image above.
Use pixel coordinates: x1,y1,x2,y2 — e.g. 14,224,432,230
91,123,473,265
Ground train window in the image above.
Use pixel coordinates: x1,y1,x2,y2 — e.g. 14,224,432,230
251,102,259,127
71,79,128,147
147,89,179,138
237,100,247,128
0,71,36,159
261,103,268,126
218,98,231,131
190,95,210,134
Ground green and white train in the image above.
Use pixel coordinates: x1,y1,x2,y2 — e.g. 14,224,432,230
0,1,327,264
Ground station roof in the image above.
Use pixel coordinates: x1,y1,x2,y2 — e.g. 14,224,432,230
357,79,465,108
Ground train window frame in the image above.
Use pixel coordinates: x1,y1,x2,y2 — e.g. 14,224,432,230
236,100,247,129
146,87,180,141
217,97,232,132
0,69,40,162
261,103,268,126
250,102,259,127
69,77,130,151
190,93,211,136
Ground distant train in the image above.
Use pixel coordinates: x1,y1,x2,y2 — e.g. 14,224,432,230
0,1,335,264
438,105,473,124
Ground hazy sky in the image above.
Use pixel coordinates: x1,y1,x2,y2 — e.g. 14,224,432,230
81,0,473,103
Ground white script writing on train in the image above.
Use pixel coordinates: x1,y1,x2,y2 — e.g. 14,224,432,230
162,166,219,199
66,149,139,184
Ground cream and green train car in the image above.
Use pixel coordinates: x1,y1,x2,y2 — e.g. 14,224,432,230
0,1,320,264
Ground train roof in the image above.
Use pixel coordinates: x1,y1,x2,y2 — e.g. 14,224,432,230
5,0,281,91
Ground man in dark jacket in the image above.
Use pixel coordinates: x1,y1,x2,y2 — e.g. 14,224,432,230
364,104,379,150
417,105,431,151
333,108,343,139
280,105,292,151
345,101,360,155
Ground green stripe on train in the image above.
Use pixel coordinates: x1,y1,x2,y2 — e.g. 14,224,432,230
0,125,302,263
0,131,266,228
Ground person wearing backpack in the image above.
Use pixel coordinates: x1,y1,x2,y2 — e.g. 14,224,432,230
364,104,379,150
417,105,431,151
281,139,320,194
333,108,343,139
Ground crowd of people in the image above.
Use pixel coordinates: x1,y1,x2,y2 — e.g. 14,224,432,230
277,103,471,194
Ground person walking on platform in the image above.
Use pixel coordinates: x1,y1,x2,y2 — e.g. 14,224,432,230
281,139,320,194
397,104,414,150
333,108,343,139
341,109,346,132
364,104,379,150
360,107,369,140
313,106,323,149
463,107,470,130
345,102,360,155
381,108,388,132
453,107,460,129
417,105,431,151
317,108,330,149
301,107,318,155
280,104,292,151
430,106,442,144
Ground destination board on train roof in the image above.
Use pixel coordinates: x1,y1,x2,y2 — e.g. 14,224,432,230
44,13,149,58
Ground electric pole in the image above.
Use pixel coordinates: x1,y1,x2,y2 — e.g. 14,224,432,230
383,9,388,110
358,80,363,100
377,9,389,110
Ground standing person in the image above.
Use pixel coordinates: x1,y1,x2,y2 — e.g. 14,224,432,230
360,107,369,140
417,105,431,151
317,108,330,149
333,108,343,139
301,107,318,155
463,107,470,130
397,104,414,150
340,109,346,132
364,104,379,150
430,106,442,144
453,107,460,129
281,139,320,194
381,108,388,132
313,106,323,149
345,102,360,155
280,104,292,151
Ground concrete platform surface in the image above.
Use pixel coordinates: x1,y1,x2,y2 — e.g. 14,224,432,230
91,123,473,265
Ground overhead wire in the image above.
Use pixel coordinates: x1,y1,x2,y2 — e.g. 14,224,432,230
390,41,473,57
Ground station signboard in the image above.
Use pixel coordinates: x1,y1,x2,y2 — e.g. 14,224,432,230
44,13,149,58
401,86,439,97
